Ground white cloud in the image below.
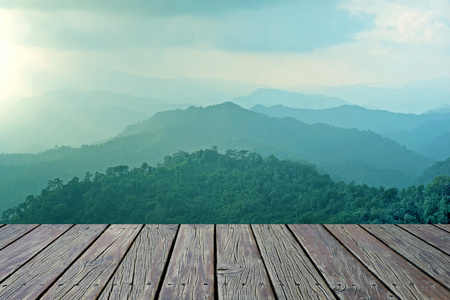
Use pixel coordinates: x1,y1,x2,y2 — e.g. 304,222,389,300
340,0,450,47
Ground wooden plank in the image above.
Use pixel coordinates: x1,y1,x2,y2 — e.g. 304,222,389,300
0,224,72,283
252,224,334,299
216,224,275,300
98,224,179,300
327,224,450,299
40,224,142,300
435,224,450,233
0,224,107,300
0,224,40,251
363,224,450,290
398,224,450,256
289,224,395,300
158,224,214,300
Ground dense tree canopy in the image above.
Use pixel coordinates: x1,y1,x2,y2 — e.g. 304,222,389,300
2,149,448,224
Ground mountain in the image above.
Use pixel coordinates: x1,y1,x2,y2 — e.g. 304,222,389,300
0,102,432,213
407,77,450,91
0,90,184,153
424,105,450,114
252,104,450,160
385,120,450,160
318,85,450,114
3,149,447,224
231,88,349,109
251,104,421,132
418,133,450,161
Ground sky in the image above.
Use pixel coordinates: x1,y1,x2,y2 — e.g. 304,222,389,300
0,0,449,105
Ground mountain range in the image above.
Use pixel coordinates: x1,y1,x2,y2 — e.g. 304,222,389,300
0,102,434,213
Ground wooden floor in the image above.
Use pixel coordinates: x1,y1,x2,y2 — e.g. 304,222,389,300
0,224,449,299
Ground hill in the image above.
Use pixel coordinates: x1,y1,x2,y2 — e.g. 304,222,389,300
232,88,348,109
0,90,184,153
2,149,447,224
0,102,432,213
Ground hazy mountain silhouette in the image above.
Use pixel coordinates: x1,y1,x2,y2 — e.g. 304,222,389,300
252,104,450,160
0,90,185,153
318,84,450,113
232,88,349,109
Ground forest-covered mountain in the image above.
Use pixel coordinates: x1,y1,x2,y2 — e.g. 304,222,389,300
252,104,450,160
0,102,433,213
418,158,450,185
0,90,185,153
2,149,448,224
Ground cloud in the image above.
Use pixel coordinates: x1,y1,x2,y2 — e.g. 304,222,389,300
340,0,450,47
8,0,373,53
0,0,291,16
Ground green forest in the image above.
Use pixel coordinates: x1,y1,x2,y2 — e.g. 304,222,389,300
2,149,448,224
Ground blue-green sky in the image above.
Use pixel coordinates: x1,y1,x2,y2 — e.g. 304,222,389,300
0,0,449,102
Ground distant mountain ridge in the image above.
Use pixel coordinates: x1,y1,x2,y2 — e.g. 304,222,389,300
232,88,349,109
252,104,450,160
318,84,450,114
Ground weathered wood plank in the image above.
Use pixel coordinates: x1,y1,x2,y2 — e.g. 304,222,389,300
327,224,450,299
362,224,450,290
0,224,40,251
158,224,214,300
435,224,450,233
289,224,395,300
98,224,179,300
40,224,142,300
252,224,334,299
0,224,72,283
398,224,450,256
0,224,107,300
216,225,275,300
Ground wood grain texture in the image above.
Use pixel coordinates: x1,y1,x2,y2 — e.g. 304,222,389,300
158,224,214,300
0,224,72,283
327,224,450,299
0,224,40,251
40,224,142,300
98,224,179,300
0,224,107,300
363,224,450,290
289,224,395,300
434,224,450,233
216,224,275,300
398,224,450,256
252,224,334,299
